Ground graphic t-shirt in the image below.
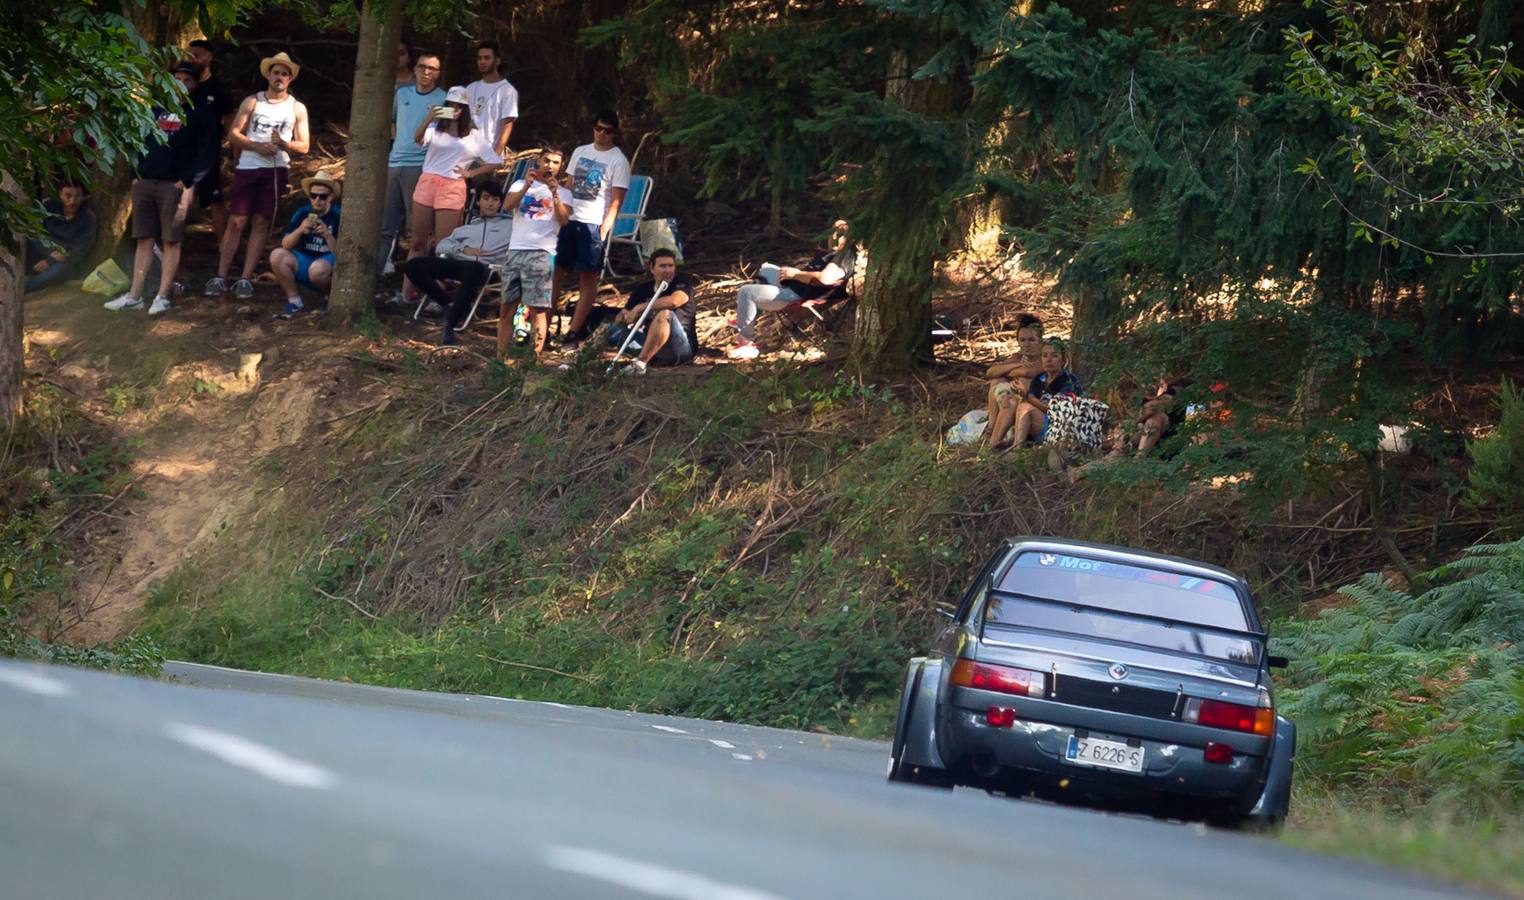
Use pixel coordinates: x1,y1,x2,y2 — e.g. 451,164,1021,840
507,179,573,252
624,272,697,355
237,93,297,169
466,79,519,161
390,84,446,167
1028,370,1082,403
284,203,341,256
565,143,631,225
420,124,493,179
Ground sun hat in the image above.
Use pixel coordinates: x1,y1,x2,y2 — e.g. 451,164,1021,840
300,169,341,198
259,52,300,79
445,85,469,105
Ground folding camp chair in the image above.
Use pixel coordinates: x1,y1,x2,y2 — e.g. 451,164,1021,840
781,246,859,331
412,260,503,331
602,174,653,278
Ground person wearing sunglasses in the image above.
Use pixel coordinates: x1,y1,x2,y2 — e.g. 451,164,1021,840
269,170,341,318
551,109,631,347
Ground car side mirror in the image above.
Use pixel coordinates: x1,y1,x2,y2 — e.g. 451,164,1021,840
1267,654,1290,669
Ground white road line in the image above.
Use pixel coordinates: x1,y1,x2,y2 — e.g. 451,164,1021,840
163,723,337,790
543,845,785,900
731,753,754,761
708,739,737,750
0,668,72,697
649,724,688,734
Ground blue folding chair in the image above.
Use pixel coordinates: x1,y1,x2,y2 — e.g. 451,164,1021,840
602,175,653,277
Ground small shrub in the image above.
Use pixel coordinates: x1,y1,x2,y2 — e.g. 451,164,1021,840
1467,378,1524,530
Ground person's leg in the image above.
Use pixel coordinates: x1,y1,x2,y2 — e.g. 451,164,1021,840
570,269,599,335
432,208,462,249
497,299,519,357
306,256,334,296
447,259,488,327
217,214,247,278
1011,402,1042,447
24,262,70,294
378,166,404,268
518,251,555,358
155,243,182,299
270,249,300,297
401,256,454,306
154,183,192,299
127,238,155,298
529,308,550,358
240,214,270,280
210,202,228,242
405,202,435,300
735,283,789,341
1136,411,1170,456
24,238,49,268
636,308,672,366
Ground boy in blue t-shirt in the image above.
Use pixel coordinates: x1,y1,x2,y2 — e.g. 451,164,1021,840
379,52,445,278
1012,338,1082,446
270,170,341,318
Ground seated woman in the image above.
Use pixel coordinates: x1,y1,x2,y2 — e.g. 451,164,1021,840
1010,338,1082,447
726,219,851,360
981,313,1043,448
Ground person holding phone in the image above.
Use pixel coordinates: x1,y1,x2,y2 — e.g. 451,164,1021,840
269,170,341,318
498,148,572,360
404,85,496,301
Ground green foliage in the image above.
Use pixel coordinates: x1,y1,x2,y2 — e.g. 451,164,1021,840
1275,537,1524,812
1467,378,1524,529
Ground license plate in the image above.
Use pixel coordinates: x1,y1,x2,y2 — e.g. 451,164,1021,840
1064,734,1144,774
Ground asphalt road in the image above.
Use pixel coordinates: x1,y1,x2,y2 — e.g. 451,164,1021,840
0,658,1480,900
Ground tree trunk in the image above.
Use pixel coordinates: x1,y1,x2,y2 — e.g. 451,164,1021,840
329,0,402,329
1,173,24,429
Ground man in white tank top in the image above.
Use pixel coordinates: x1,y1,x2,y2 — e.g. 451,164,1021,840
206,52,310,301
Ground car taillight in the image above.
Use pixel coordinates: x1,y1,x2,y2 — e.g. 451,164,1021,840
1182,698,1274,736
951,659,1046,696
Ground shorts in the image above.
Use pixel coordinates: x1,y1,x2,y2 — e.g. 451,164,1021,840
294,251,335,290
555,222,606,273
413,172,468,210
228,167,288,219
607,310,693,366
130,178,193,243
195,165,223,208
499,249,553,308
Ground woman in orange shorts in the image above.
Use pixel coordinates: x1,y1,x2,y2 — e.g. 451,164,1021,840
406,85,497,299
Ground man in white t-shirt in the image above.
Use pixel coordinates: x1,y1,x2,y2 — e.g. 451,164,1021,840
552,110,630,346
499,148,572,360
465,40,518,162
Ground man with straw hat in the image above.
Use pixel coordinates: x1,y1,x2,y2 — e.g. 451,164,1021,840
269,169,341,319
207,50,310,301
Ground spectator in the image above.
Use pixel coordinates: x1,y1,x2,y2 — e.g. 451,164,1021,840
553,110,631,346
608,248,695,375
981,313,1044,448
498,149,572,359
466,40,518,162
24,181,96,294
380,50,444,283
104,62,218,316
185,39,238,241
269,170,341,319
401,182,513,346
403,85,498,300
394,39,415,88
726,219,851,360
206,51,310,300
1010,338,1082,447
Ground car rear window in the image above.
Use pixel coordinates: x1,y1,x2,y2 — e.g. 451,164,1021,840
996,551,1249,630
984,596,1262,664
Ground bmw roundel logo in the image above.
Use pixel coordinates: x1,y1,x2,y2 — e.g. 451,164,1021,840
1108,663,1129,681
1038,553,1058,567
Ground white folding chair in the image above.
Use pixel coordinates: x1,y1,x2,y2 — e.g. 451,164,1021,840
602,174,653,278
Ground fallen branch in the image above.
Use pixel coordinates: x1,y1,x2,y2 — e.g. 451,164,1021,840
476,654,598,684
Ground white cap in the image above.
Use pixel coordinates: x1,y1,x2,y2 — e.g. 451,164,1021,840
445,85,469,105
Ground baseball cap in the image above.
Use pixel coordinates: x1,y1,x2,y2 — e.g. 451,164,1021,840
445,85,469,105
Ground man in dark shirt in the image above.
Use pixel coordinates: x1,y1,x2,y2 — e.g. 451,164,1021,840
609,248,695,374
270,170,341,318
25,181,97,294
186,39,237,240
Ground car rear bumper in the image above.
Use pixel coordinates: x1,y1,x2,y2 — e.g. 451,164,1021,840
942,688,1268,813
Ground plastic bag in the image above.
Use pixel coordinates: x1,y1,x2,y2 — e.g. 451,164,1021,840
81,259,129,296
945,409,988,446
637,218,684,265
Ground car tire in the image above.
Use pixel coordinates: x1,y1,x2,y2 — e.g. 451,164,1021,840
888,666,953,789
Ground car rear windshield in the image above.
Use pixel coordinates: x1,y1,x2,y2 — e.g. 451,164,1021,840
996,552,1250,630
984,596,1262,665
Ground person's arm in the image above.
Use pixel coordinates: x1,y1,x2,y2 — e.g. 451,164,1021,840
550,184,571,226
274,100,311,156
279,214,308,251
495,118,515,157
599,185,626,242
986,357,1022,379
503,178,530,208
776,263,845,286
226,96,269,155
413,113,436,147
622,284,690,322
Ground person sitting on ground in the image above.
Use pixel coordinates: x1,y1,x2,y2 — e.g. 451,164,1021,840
1010,338,1082,447
1113,376,1191,459
981,313,1044,448
498,149,572,360
269,170,341,319
403,84,499,303
608,248,696,375
104,61,219,316
401,181,513,346
727,219,851,360
24,181,97,294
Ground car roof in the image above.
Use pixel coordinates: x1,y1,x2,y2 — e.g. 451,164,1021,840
1002,536,1256,617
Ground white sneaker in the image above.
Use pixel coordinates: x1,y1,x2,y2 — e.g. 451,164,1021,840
619,359,648,376
382,259,396,276
104,293,143,311
147,296,171,316
727,341,760,360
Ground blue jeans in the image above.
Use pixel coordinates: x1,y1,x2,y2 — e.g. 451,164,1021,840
24,238,72,294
